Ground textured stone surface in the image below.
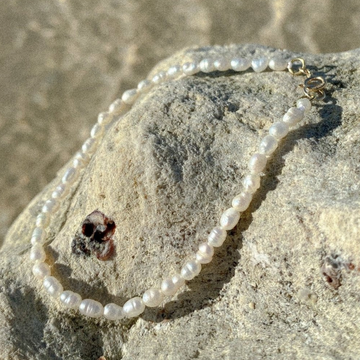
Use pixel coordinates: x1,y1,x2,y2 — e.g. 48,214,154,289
1,0,360,247
1,44,360,359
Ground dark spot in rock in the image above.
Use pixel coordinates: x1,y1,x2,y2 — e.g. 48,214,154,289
321,255,342,290
72,210,116,261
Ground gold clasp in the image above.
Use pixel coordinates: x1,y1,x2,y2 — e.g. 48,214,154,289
288,58,326,101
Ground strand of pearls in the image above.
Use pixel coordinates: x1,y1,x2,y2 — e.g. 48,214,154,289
30,54,313,320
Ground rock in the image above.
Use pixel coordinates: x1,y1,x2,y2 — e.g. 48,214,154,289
1,44,360,359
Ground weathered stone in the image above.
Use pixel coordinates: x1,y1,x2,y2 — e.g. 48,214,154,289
1,45,360,359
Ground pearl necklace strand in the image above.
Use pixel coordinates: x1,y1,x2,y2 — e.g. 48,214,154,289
29,54,325,320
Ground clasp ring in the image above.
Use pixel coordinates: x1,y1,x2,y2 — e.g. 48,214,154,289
287,58,310,77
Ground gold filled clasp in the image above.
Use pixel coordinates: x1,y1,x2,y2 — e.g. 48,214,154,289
288,57,326,101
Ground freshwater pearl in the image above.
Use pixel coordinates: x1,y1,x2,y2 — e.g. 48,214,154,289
296,98,312,113
104,303,125,320
171,274,185,289
230,58,251,71
90,123,104,138
161,278,178,296
73,157,84,169
41,199,58,214
79,299,104,318
36,213,49,227
195,243,214,264
82,138,96,155
248,153,267,174
142,288,164,307
232,192,253,212
97,111,112,126
252,57,269,72
30,244,46,262
32,262,50,279
269,57,288,71
283,107,304,126
31,227,45,245
108,99,124,115
43,276,63,297
214,58,230,71
259,135,278,155
167,65,182,78
182,62,199,75
199,58,216,73
220,208,240,230
62,167,76,184
60,290,82,309
123,297,145,318
268,122,289,139
152,71,167,84
137,80,152,92
51,184,67,199
207,227,227,247
181,260,201,280
121,89,138,104
243,174,261,194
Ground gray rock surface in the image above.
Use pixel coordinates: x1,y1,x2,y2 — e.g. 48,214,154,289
1,44,360,359
2,0,360,247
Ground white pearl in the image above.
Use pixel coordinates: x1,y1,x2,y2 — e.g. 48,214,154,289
121,89,138,104
269,57,288,71
243,174,261,194
79,299,104,318
97,111,112,126
90,123,104,138
220,208,240,230
36,213,49,227
62,167,76,184
41,199,58,214
230,58,251,72
259,135,278,155
182,62,199,75
232,192,253,212
43,276,63,297
167,65,182,78
199,58,215,73
248,153,267,174
60,290,82,309
152,71,167,84
32,261,50,279
161,278,178,296
181,260,201,280
171,274,185,289
269,122,289,140
51,183,68,199
296,98,312,113
251,57,269,72
207,227,227,247
196,243,214,264
283,107,304,126
123,297,145,318
137,80,152,92
214,58,230,71
108,99,124,115
81,138,96,155
30,244,46,262
31,227,45,245
142,288,164,307
104,303,124,320
73,157,84,169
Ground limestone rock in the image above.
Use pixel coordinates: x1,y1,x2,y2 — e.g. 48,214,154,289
1,44,360,359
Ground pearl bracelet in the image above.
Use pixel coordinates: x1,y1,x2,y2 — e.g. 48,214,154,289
29,54,326,320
